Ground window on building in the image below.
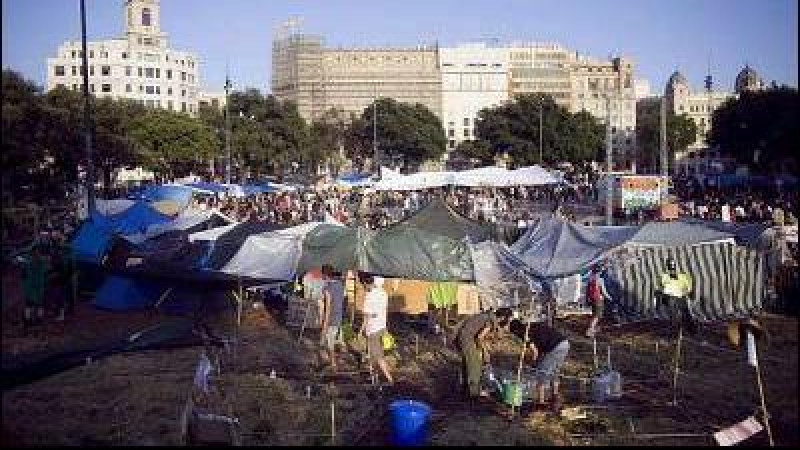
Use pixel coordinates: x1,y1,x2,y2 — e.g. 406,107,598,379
155,68,160,78
463,118,470,126
142,37,153,46
88,66,94,76
167,100,173,110
54,66,65,76
125,66,132,76
126,84,132,93
137,37,143,45
55,83,65,90
145,67,154,78
463,129,470,137
139,85,143,92
90,84,95,92
448,140,456,148
181,102,187,112
72,84,78,90
71,50,76,59
142,7,151,26
89,50,94,58
146,99,154,108
122,52,128,59
181,72,186,81
166,69,172,79
189,104,194,113
155,86,160,94
101,84,111,93
181,89,186,97
448,129,455,137
101,65,111,76
448,121,455,127
167,87,173,95
145,85,155,94
138,67,143,77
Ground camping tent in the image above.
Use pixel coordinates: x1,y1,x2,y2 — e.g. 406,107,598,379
93,275,164,311
510,216,737,278
397,197,493,243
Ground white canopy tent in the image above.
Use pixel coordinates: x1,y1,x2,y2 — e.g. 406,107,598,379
372,165,563,190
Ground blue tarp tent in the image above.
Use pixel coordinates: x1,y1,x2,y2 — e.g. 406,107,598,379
93,276,164,311
91,201,172,235
70,220,115,264
186,182,229,195
129,184,194,207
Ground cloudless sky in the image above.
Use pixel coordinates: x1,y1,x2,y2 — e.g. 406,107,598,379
2,0,797,96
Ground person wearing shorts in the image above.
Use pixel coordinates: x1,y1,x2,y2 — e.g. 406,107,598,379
510,319,570,412
319,265,345,372
360,274,393,384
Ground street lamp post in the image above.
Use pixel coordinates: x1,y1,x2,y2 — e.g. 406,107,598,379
79,0,95,212
224,76,232,184
605,95,613,226
372,89,379,173
539,98,544,165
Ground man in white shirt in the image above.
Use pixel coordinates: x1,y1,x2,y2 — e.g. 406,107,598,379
361,274,393,384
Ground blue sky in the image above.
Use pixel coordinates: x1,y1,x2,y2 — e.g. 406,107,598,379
2,0,797,95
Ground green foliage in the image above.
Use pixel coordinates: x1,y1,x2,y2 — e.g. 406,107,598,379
709,86,799,174
214,89,310,179
129,108,219,179
635,99,698,173
470,93,605,167
357,98,446,170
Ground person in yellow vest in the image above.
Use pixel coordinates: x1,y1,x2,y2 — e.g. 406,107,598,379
658,258,696,333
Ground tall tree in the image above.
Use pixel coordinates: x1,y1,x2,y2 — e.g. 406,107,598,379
709,86,799,174
129,109,219,181
357,98,446,171
468,93,605,167
635,99,698,174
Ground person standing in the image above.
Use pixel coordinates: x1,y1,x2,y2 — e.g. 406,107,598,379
658,257,696,333
361,274,393,384
22,245,50,328
585,264,612,337
455,308,513,400
509,319,570,413
318,265,345,373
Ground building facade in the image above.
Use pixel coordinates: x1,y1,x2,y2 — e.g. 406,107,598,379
440,43,509,152
46,0,201,115
272,31,640,166
272,33,441,123
569,54,637,167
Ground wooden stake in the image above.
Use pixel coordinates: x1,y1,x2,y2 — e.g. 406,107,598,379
330,400,336,445
669,326,683,406
752,340,775,446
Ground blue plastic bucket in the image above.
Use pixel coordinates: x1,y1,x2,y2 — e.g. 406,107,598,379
389,400,432,446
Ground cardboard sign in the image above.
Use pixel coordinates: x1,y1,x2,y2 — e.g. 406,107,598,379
713,416,764,446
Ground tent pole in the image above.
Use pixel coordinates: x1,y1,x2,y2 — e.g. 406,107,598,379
669,325,683,406
512,298,536,419
753,340,775,446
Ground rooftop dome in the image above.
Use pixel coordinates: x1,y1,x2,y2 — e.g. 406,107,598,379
735,65,762,93
665,70,690,95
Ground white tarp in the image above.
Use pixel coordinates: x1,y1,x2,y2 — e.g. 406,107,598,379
188,222,239,242
220,222,328,281
94,199,135,216
372,165,562,190
124,209,235,244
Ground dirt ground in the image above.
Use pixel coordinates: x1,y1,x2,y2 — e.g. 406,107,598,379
2,269,798,446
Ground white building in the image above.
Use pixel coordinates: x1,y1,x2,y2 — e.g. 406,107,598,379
439,43,509,153
46,0,202,115
634,78,651,100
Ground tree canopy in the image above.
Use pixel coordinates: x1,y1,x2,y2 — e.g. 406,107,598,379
709,86,799,175
635,98,698,173
356,98,446,171
459,93,605,167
